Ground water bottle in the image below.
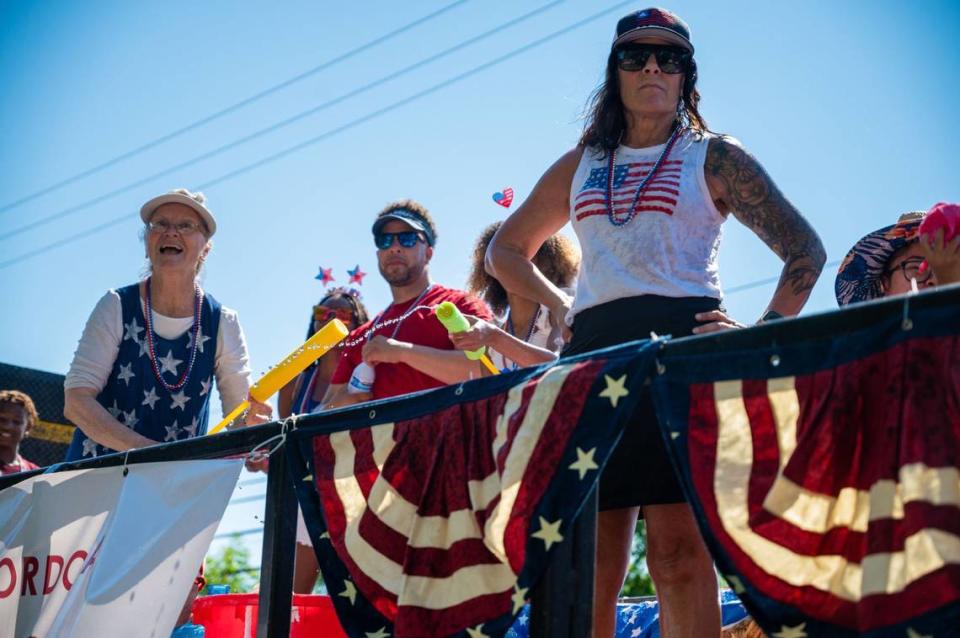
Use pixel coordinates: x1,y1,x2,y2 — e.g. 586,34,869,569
171,623,205,637
205,584,230,595
348,362,375,394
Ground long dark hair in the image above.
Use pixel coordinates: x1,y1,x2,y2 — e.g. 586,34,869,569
579,48,708,155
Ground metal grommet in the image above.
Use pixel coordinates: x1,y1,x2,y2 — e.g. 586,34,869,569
770,354,781,367
454,386,464,396
656,362,666,375
902,318,913,331
368,409,376,419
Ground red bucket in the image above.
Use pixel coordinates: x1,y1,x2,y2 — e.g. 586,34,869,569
193,593,347,637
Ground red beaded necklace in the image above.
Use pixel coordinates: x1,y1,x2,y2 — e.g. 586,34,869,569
606,125,683,226
143,277,204,391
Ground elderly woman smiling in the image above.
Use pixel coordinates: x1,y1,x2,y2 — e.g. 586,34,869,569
63,188,270,461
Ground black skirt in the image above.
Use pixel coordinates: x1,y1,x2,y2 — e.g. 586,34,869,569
562,294,721,512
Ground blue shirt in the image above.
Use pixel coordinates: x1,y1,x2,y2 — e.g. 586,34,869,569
65,283,221,461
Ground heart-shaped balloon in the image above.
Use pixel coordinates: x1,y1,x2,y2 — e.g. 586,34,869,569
492,187,514,208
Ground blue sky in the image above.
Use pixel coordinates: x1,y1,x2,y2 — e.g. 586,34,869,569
2,0,958,566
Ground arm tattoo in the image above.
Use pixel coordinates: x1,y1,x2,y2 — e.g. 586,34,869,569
705,137,826,297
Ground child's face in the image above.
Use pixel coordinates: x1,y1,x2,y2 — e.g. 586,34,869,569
0,403,29,448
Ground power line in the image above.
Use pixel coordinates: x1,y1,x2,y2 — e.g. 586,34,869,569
725,259,841,295
0,0,471,215
0,0,633,270
215,527,263,540
0,0,565,243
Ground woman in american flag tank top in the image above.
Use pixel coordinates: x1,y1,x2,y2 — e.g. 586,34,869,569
486,8,826,637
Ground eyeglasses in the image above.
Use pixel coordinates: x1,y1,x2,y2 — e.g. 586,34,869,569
374,231,423,250
313,305,356,324
149,219,203,235
616,45,691,74
885,256,932,284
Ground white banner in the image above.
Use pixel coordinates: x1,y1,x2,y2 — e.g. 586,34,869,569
0,458,242,638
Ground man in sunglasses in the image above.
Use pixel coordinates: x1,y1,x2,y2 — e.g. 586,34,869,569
323,200,492,408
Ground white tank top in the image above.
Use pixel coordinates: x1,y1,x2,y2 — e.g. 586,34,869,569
568,129,726,319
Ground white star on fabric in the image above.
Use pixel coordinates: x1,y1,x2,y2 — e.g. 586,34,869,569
186,328,211,353
320,531,331,540
123,317,143,343
511,585,528,614
158,350,183,376
200,377,212,396
670,431,680,439
117,363,135,386
466,626,488,638
531,516,564,550
170,391,190,411
518,614,528,626
773,623,808,638
82,437,99,457
599,374,629,408
568,447,599,480
123,409,139,429
630,627,643,638
142,387,160,409
183,416,199,438
107,400,122,418
138,338,150,359
906,630,932,638
365,628,389,638
339,580,357,605
164,421,180,442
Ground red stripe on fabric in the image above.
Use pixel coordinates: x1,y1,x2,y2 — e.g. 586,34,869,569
476,493,501,529
503,359,606,573
313,435,348,541
747,494,960,563
574,189,679,211
620,180,681,189
685,382,858,628
333,526,401,621
897,336,960,468
351,428,378,501
402,538,503,578
857,565,960,629
685,378,960,631
395,590,512,638
378,418,436,505
356,506,408,565
574,197,678,213
313,437,401,621
576,205,676,221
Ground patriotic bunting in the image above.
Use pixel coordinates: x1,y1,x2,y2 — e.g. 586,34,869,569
652,298,960,637
287,342,661,638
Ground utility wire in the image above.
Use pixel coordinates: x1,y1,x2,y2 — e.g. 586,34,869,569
0,0,471,215
0,0,565,243
0,0,632,270
725,259,841,295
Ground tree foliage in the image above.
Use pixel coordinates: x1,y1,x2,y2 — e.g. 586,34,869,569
204,535,259,593
621,520,655,597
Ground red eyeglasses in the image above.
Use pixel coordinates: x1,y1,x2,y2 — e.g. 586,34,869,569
313,305,356,324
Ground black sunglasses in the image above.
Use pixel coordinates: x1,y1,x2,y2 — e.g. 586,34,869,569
374,231,423,250
616,45,691,74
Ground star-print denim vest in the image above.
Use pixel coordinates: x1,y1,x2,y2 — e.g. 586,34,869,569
65,283,222,461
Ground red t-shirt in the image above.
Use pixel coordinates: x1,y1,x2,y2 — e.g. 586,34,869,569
0,454,40,476
331,284,492,400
